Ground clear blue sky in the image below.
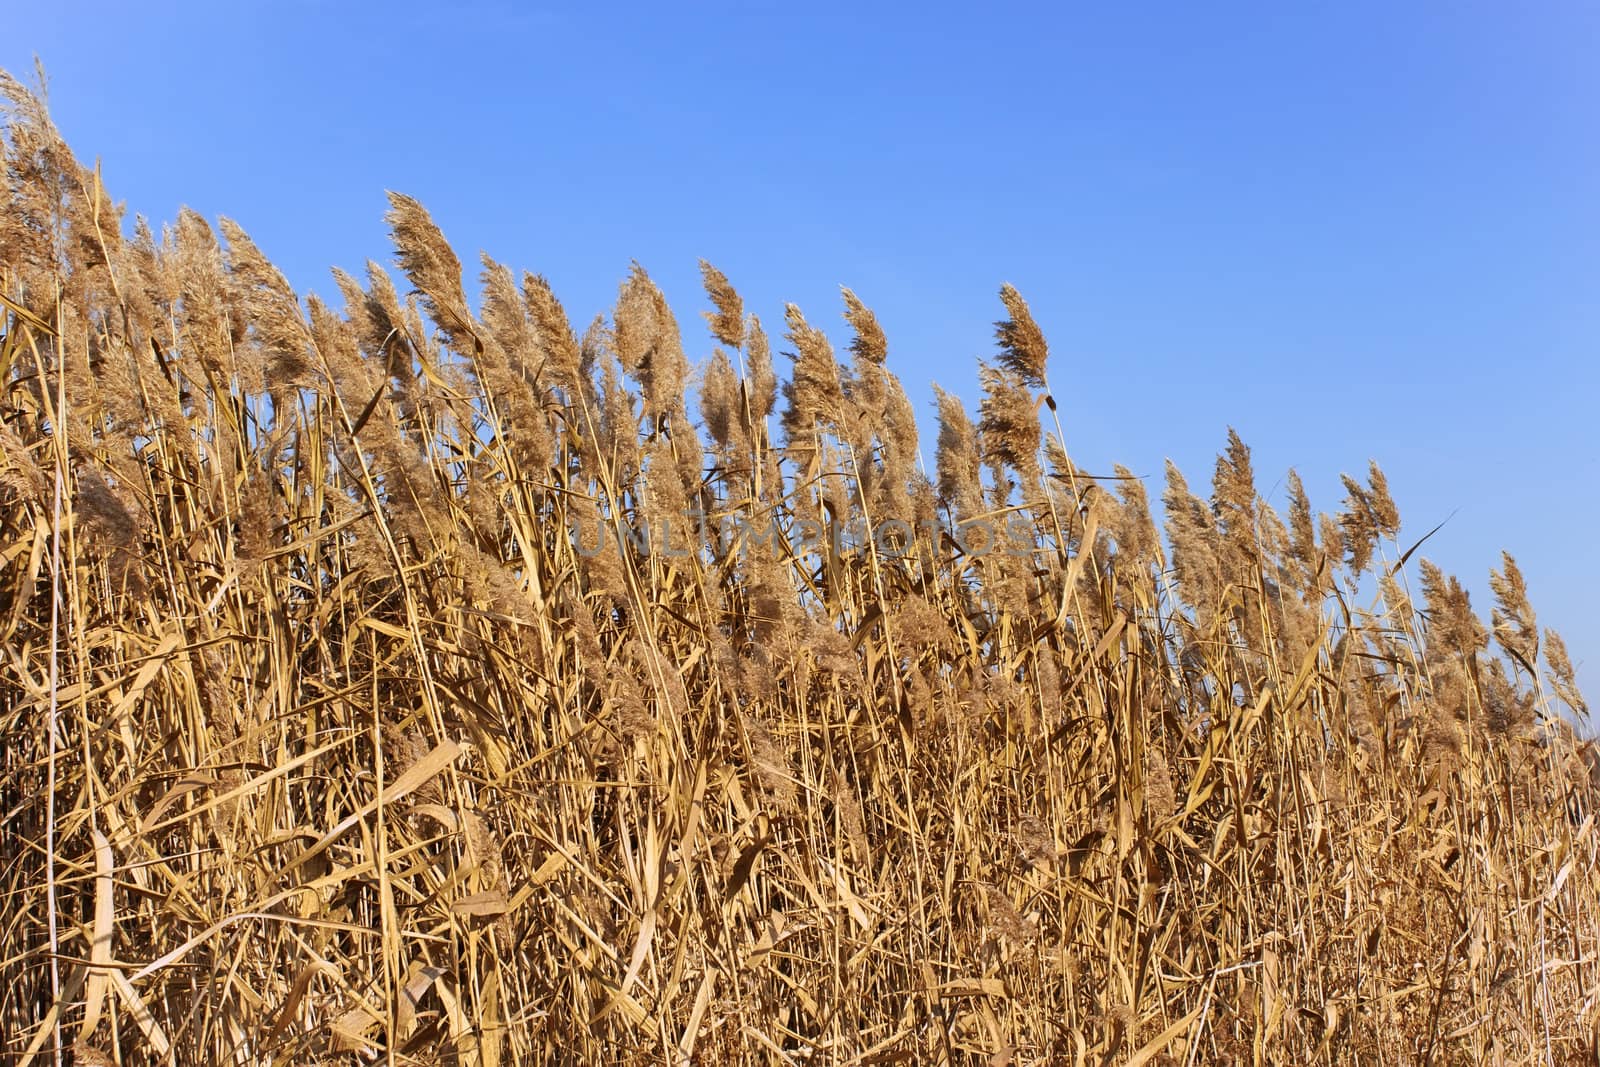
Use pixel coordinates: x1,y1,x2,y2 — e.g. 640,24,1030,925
8,2,1597,702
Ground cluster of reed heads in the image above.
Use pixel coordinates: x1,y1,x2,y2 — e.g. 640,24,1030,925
1,72,1596,1066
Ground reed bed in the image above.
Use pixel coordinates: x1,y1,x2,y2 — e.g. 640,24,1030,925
1,71,1596,1065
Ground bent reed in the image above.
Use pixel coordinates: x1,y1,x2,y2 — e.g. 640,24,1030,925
1,72,1596,1065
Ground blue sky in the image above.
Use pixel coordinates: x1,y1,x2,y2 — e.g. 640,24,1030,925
8,2,1597,701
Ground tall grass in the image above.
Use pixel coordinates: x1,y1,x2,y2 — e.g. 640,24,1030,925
1,71,1596,1065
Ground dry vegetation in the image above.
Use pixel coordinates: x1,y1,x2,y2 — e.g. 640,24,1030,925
2,71,1598,1065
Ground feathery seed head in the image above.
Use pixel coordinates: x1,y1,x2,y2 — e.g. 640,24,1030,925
698,260,745,348
994,283,1050,388
384,191,476,350
840,287,887,366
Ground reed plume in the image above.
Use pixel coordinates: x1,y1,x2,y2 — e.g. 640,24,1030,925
384,191,476,350
698,259,745,349
994,282,1049,388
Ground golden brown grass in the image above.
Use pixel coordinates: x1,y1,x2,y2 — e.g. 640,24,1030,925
1,71,1597,1065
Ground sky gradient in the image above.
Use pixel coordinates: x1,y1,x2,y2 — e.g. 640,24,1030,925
7,2,1597,700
